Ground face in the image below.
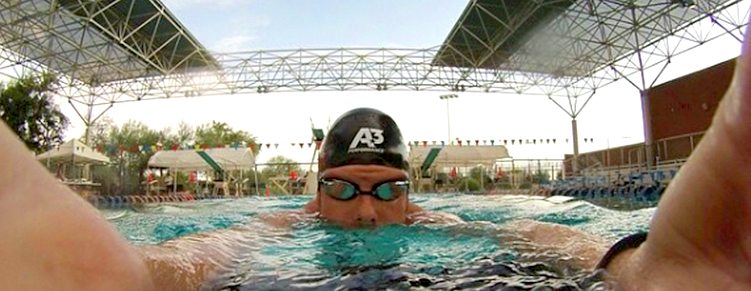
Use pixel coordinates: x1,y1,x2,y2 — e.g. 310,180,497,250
316,164,410,228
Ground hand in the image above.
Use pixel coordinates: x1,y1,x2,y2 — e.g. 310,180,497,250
610,24,751,290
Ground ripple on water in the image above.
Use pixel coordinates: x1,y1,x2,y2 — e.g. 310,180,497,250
107,194,645,289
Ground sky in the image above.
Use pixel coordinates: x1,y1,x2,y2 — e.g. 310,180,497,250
56,0,748,165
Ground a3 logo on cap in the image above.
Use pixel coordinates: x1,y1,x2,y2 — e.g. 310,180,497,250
348,127,385,153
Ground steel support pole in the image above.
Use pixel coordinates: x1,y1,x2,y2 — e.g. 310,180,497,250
571,119,580,174
641,90,655,170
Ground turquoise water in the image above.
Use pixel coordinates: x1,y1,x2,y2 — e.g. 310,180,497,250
103,194,654,290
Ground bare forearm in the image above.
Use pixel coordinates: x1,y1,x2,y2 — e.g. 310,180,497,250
139,245,213,291
138,224,265,290
0,123,153,290
505,219,609,270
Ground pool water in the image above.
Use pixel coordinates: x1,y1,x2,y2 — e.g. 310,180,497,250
103,194,654,290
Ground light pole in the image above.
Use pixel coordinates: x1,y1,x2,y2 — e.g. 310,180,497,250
439,94,458,143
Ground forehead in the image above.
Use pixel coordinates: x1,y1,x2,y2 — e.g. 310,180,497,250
320,164,408,182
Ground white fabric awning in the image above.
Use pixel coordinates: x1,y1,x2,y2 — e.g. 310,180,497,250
148,148,255,171
36,139,110,164
408,145,510,168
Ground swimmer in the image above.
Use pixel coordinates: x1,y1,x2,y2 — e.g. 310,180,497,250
0,23,750,291
299,107,463,227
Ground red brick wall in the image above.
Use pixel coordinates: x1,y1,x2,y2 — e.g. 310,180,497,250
647,58,736,140
564,58,736,175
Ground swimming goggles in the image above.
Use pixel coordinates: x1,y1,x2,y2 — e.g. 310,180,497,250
318,178,410,201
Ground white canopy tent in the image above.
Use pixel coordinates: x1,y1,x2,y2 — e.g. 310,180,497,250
409,145,511,192
148,148,255,170
36,139,110,164
409,145,510,168
36,139,110,183
148,148,256,195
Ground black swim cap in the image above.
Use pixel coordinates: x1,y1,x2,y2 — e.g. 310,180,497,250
319,108,409,171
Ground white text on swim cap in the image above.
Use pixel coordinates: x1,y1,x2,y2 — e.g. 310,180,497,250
349,128,385,153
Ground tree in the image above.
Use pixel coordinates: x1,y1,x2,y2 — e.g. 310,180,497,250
530,170,550,184
0,73,68,153
88,116,114,148
152,121,195,149
173,121,195,146
261,155,303,194
456,177,481,192
261,155,302,179
469,166,493,183
90,120,261,195
195,121,259,155
97,121,164,195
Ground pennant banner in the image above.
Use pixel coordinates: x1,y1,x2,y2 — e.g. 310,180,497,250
90,136,600,155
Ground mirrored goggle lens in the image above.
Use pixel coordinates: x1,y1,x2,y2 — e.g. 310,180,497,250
320,180,357,200
373,181,409,201
320,179,409,201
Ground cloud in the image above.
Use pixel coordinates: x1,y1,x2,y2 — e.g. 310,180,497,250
207,14,270,52
211,35,258,53
163,0,246,9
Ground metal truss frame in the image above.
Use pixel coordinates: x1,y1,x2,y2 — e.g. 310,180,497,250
436,0,750,118
0,0,216,85
0,0,748,151
0,1,744,108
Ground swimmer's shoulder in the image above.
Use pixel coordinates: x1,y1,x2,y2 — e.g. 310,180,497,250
407,209,465,225
259,210,315,228
406,201,464,224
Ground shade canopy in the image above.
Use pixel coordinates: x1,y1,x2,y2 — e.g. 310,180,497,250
148,148,255,171
0,0,217,85
36,139,110,164
409,145,510,168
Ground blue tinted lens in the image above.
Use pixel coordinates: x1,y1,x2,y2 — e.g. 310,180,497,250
320,179,409,201
374,181,408,201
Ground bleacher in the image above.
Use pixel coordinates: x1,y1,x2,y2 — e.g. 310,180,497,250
544,163,682,209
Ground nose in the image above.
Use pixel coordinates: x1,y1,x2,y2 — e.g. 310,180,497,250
355,195,378,226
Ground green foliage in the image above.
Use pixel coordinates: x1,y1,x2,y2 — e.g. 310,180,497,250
0,73,68,153
88,116,113,147
456,177,481,192
172,122,195,146
242,169,264,195
99,121,163,195
434,172,449,184
195,121,259,155
469,166,493,188
261,155,303,179
531,170,550,184
91,120,262,195
91,164,120,195
469,166,484,180
258,156,305,194
145,122,197,153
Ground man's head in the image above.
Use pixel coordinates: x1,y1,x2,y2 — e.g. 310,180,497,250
305,107,416,228
318,107,409,172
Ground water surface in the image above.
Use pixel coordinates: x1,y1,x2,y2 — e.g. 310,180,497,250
104,194,653,290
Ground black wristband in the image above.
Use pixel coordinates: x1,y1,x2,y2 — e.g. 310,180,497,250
596,232,648,270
